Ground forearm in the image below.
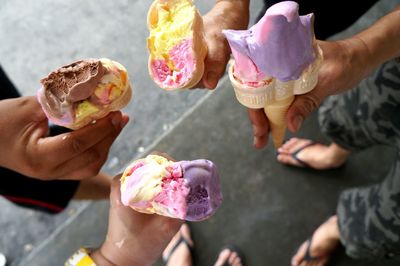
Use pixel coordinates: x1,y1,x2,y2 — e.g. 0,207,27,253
348,5,400,78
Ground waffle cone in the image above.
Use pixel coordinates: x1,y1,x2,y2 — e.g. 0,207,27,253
147,0,207,90
264,96,294,148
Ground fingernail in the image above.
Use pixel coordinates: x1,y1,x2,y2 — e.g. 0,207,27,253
206,72,218,89
111,113,122,128
120,116,129,129
293,115,303,132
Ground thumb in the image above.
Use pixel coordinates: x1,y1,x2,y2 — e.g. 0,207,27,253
202,35,230,90
286,91,322,132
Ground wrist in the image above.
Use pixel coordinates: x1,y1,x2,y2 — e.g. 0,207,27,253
90,248,115,266
98,241,150,266
340,37,376,80
326,216,341,241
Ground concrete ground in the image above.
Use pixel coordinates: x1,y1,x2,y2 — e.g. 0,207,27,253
0,0,399,265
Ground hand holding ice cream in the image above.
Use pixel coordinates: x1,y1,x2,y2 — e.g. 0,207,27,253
223,1,323,148
0,96,128,180
147,0,250,90
88,175,183,266
120,154,222,221
199,0,250,89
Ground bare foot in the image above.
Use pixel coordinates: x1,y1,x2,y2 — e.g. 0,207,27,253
277,138,350,170
162,224,194,266
291,216,341,266
214,247,243,266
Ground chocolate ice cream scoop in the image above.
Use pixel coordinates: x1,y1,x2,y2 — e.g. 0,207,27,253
37,58,132,129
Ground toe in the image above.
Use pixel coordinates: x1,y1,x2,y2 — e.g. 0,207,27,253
278,137,298,153
277,153,305,167
291,241,308,266
214,249,231,266
233,256,242,266
228,252,235,264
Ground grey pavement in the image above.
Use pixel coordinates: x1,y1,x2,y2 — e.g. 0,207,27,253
0,0,398,265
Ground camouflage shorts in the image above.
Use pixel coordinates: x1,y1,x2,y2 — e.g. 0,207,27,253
318,59,400,259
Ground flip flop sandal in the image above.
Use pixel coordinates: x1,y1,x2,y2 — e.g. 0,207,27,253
218,245,246,266
303,237,320,261
290,141,317,168
162,233,194,265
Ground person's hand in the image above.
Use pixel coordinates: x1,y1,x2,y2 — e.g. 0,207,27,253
198,0,250,89
91,175,183,266
249,38,372,148
0,96,128,180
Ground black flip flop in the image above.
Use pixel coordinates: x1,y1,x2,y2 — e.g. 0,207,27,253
162,234,194,265
290,141,317,168
218,245,246,266
303,237,320,261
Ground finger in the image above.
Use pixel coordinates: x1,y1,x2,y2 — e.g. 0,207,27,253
37,112,123,164
55,123,124,179
247,108,269,149
286,91,322,132
202,32,230,90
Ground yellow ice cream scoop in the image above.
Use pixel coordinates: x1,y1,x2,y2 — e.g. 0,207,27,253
147,0,207,90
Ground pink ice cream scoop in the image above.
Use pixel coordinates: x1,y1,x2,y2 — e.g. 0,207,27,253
120,155,222,221
223,1,316,82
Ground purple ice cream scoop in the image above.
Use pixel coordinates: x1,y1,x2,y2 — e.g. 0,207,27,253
120,155,223,222
222,1,316,82
181,159,223,221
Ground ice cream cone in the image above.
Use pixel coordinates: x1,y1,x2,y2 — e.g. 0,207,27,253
37,58,133,130
264,95,294,148
120,155,222,221
227,43,322,148
147,0,207,90
228,62,273,109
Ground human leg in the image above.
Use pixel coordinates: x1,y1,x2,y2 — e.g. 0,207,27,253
337,150,400,259
291,59,400,262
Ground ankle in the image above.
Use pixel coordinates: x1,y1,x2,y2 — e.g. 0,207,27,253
325,216,341,241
